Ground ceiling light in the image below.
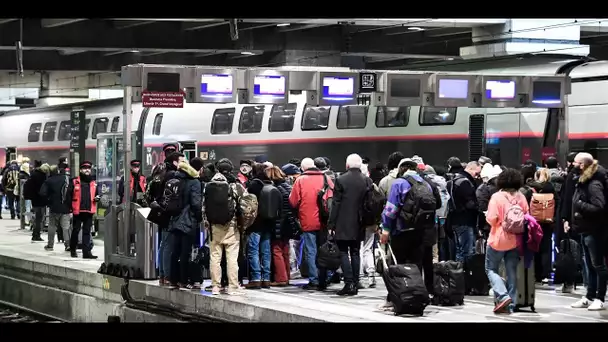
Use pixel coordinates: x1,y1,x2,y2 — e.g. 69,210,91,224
447,57,455,61
240,51,255,56
408,27,424,31
276,23,290,27
130,50,140,53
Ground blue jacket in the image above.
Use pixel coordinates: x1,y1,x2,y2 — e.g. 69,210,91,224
168,162,203,235
381,171,431,236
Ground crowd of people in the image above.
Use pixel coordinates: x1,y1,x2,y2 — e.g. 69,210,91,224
2,145,606,315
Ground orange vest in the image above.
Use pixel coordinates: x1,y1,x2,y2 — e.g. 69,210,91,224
72,178,97,215
124,174,147,203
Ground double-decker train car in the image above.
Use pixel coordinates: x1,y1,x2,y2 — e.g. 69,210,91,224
2,60,608,172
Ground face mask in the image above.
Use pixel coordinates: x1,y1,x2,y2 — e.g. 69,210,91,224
572,167,581,175
240,165,252,175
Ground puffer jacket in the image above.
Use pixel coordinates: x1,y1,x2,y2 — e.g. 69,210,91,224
168,162,203,235
274,180,295,240
378,168,399,197
39,170,72,214
572,161,607,234
289,168,334,232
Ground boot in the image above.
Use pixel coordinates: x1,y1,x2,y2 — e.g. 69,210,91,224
337,283,358,296
83,252,98,259
244,281,261,289
70,250,78,258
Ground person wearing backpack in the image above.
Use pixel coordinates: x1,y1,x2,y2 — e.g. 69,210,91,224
485,168,529,314
1,160,20,219
244,163,282,289
378,151,405,197
166,160,203,289
25,162,50,242
358,162,384,289
326,154,369,296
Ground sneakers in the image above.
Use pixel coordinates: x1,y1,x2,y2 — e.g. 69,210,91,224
43,245,53,251
571,296,590,308
588,299,605,311
211,286,221,295
494,297,512,313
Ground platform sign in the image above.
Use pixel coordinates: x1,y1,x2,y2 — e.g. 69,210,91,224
386,73,429,107
527,76,567,108
70,110,86,177
194,68,237,103
317,72,359,106
247,70,289,104
480,76,527,108
430,74,478,108
142,91,184,108
359,72,377,93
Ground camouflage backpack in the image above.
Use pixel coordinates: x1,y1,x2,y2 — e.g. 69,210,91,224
238,190,258,230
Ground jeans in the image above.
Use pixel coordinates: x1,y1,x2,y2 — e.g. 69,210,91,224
6,192,16,218
169,230,196,285
485,246,518,305
247,231,271,282
158,230,170,278
453,225,475,263
301,231,329,286
337,240,360,285
582,232,608,302
47,213,70,248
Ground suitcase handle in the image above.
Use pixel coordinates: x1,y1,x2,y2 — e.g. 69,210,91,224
377,240,398,269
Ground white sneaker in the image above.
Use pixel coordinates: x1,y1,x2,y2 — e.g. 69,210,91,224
211,286,221,295
588,299,605,311
489,288,494,297
571,296,590,308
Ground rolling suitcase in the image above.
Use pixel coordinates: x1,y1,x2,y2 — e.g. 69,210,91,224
515,256,536,312
466,238,489,295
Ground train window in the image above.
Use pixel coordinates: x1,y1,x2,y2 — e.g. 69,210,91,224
238,106,265,134
419,107,457,126
337,105,368,129
301,105,330,131
375,106,410,128
27,123,42,142
92,118,109,139
152,113,163,136
84,119,91,139
268,103,297,132
42,121,58,142
110,116,120,132
58,121,71,141
211,108,235,135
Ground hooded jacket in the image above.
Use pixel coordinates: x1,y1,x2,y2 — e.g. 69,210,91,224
39,169,73,214
378,168,399,198
168,162,203,235
449,170,479,228
289,168,334,232
24,164,50,207
572,161,607,234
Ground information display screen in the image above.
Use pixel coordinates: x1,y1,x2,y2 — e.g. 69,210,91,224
485,80,516,100
532,81,561,105
438,79,468,99
147,72,180,92
390,78,421,98
253,75,286,96
201,74,233,96
322,76,355,99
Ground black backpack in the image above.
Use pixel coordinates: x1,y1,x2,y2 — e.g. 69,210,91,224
432,261,466,306
204,180,236,225
400,175,437,231
361,178,386,226
258,183,282,220
317,175,333,225
160,178,185,216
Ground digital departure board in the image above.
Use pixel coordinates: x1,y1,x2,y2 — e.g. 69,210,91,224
253,75,286,96
146,72,180,92
438,79,469,99
390,78,421,98
322,76,355,100
485,80,516,100
201,74,233,97
532,80,562,105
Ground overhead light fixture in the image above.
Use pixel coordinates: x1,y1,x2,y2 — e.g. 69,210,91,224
447,57,455,61
276,23,290,27
408,27,424,31
130,50,140,53
240,51,255,56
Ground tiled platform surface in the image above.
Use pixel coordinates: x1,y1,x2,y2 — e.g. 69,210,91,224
1,213,607,322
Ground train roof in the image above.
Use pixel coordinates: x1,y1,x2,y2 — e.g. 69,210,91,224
1,97,123,117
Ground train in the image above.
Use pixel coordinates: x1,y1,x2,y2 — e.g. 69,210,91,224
2,59,608,174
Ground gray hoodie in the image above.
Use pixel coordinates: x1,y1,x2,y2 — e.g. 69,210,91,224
379,168,399,197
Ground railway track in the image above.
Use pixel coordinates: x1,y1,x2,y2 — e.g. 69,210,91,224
0,301,66,323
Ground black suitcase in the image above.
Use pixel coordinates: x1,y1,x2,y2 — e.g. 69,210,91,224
432,260,466,306
378,244,429,316
465,239,489,295
515,256,536,312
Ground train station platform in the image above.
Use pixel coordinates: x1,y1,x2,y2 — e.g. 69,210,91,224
0,214,606,322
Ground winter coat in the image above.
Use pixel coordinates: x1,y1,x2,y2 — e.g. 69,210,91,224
477,177,499,232
427,173,449,218
26,168,49,207
39,172,73,214
328,168,369,241
560,169,577,223
572,161,607,235
168,162,203,236
449,170,479,228
274,180,295,240
378,168,399,198
289,168,334,232
247,178,277,234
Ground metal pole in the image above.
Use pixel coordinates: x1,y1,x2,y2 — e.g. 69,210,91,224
123,86,133,256
557,95,570,168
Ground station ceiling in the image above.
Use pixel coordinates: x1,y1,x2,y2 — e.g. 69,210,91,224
1,18,608,71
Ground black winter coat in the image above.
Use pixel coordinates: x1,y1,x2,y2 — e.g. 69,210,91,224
328,168,369,242
247,178,276,234
168,162,203,236
476,178,498,232
572,162,607,235
449,170,479,228
560,169,578,222
39,173,73,214
274,180,295,240
26,169,48,207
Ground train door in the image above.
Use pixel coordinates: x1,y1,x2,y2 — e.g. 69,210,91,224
485,112,521,167
179,141,197,161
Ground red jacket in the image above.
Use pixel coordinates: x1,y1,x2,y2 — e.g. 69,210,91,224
289,169,334,232
124,174,146,203
72,178,97,215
